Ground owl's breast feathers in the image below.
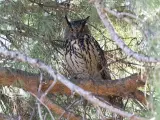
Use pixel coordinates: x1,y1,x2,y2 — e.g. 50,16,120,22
64,16,123,119
65,33,111,80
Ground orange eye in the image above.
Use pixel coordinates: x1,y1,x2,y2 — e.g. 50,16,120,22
70,28,73,32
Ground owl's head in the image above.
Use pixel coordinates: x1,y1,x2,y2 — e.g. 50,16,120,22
65,16,90,35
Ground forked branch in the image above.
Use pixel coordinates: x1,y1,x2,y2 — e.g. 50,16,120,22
91,0,160,63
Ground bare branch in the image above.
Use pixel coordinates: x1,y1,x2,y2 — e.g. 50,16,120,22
31,93,55,120
0,69,82,120
0,67,146,101
40,78,57,100
0,113,18,120
58,99,83,120
0,48,147,120
37,73,44,120
27,0,74,12
0,40,9,50
91,0,160,63
42,97,82,120
37,103,43,120
104,7,139,20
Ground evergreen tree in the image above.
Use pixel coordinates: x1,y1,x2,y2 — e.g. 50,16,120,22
0,0,160,119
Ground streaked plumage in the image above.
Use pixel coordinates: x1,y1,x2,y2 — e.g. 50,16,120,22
64,16,110,80
64,16,123,120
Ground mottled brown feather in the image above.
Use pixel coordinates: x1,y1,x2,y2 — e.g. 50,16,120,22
64,16,123,120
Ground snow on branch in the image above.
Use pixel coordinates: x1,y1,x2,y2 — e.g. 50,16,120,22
0,48,147,120
91,0,160,63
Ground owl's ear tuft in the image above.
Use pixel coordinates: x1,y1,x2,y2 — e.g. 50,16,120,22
85,16,90,22
82,16,90,26
65,15,72,28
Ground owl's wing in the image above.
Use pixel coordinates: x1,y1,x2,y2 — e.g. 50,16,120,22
90,36,111,80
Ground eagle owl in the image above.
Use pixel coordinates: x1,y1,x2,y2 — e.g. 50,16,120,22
64,16,111,81
64,16,123,120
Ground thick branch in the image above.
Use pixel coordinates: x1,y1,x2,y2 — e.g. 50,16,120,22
0,67,147,108
0,67,145,98
0,49,147,120
0,68,81,120
34,94,82,120
92,0,160,63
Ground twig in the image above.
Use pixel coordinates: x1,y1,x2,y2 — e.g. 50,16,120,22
92,0,160,63
40,76,57,100
96,106,106,120
37,103,43,120
0,48,147,120
0,113,18,120
38,73,43,97
89,0,149,39
37,73,43,120
104,7,139,20
0,39,9,50
89,0,141,23
58,99,82,120
29,107,36,120
30,92,55,120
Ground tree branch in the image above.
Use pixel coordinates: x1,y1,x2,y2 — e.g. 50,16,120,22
31,93,81,120
0,67,81,120
27,0,74,12
103,7,139,20
0,67,145,100
0,48,147,120
0,113,18,120
91,0,160,63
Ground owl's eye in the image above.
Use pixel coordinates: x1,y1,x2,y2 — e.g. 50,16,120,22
70,29,73,32
69,27,73,32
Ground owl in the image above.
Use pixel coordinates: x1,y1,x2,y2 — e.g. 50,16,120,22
64,16,111,81
64,16,123,120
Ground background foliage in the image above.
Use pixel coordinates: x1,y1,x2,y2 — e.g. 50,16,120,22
0,0,160,119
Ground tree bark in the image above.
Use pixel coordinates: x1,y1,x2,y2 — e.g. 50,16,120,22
0,67,146,103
